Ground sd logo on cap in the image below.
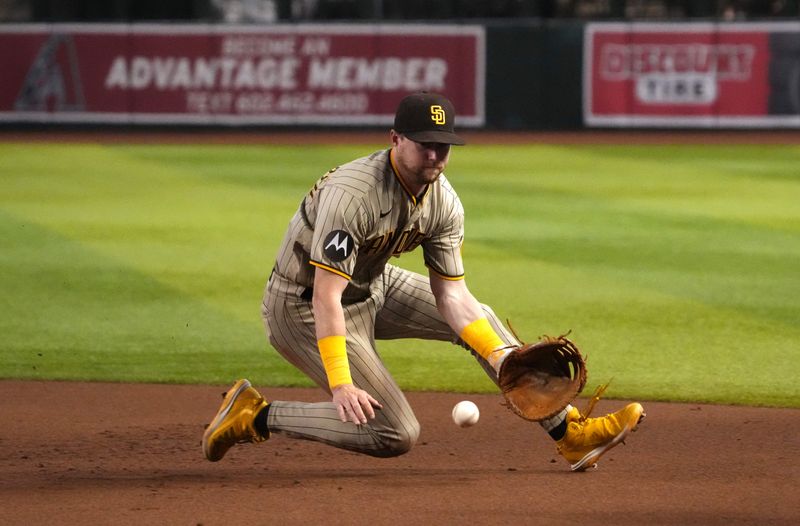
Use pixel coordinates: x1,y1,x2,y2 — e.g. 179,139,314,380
393,92,465,145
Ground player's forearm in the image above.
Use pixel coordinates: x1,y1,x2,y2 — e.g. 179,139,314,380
312,296,351,389
312,270,352,389
430,275,486,332
436,287,485,334
431,277,509,369
312,268,349,338
312,295,346,339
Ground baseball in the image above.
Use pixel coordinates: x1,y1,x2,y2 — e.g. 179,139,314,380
452,400,480,428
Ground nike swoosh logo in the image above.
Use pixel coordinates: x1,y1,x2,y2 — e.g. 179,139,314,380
379,209,391,218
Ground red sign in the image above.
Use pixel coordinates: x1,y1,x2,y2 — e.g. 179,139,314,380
0,24,485,125
584,23,771,127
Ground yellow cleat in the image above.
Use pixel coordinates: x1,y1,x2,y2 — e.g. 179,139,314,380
202,379,269,462
557,401,645,472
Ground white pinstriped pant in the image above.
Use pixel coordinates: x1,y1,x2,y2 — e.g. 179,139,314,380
261,264,520,457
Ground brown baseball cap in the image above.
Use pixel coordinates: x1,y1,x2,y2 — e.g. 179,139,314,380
393,92,466,145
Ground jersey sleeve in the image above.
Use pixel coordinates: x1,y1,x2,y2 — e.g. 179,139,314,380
422,197,465,280
309,186,366,280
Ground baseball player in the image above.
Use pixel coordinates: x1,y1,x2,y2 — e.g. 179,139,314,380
203,92,644,471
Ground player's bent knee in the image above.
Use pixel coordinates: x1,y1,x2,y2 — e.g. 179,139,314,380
374,419,421,458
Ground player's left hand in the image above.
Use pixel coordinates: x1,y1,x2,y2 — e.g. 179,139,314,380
332,383,383,425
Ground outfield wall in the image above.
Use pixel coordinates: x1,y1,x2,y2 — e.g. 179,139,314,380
2,21,800,129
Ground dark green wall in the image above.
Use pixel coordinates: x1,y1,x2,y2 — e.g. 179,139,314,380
485,22,585,130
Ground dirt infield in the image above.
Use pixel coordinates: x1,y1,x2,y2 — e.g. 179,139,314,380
1,380,798,526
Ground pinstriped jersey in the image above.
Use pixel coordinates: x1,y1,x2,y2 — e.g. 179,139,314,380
272,148,465,301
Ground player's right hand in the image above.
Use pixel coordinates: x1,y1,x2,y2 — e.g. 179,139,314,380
332,383,382,425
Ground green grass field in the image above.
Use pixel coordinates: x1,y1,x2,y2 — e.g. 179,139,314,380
1,140,798,408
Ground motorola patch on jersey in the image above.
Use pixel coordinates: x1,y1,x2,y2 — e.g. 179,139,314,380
323,230,354,262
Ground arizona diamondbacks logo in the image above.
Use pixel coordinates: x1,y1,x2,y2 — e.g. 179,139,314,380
15,33,86,112
323,230,354,262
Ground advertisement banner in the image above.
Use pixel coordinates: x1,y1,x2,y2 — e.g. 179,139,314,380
0,24,485,126
584,22,800,128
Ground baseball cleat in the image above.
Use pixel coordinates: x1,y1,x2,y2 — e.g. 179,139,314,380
202,379,269,462
556,402,645,472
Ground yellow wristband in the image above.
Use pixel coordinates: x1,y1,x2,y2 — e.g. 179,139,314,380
318,335,352,390
459,318,505,360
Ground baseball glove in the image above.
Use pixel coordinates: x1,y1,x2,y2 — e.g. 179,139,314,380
497,333,587,421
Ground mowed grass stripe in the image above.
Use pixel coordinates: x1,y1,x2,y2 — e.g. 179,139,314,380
0,144,311,384
2,144,293,321
0,142,798,406
0,209,306,384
